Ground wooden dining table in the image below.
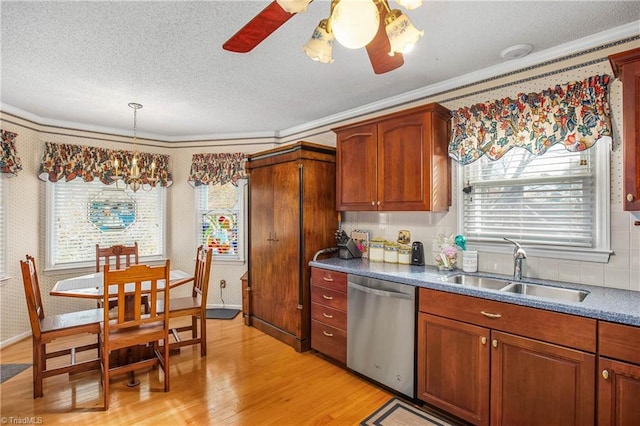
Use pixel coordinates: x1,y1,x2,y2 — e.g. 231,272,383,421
51,268,193,386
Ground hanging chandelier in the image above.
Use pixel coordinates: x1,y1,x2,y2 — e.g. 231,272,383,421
301,0,424,64
112,102,157,192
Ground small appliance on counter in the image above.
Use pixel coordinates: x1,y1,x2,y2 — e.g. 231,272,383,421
411,241,425,265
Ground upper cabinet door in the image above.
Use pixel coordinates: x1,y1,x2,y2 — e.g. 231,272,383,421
609,47,640,211
378,111,432,211
335,122,378,211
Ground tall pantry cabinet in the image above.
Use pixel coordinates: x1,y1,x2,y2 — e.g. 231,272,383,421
245,142,337,352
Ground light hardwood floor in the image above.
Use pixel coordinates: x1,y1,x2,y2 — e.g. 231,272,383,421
0,315,392,425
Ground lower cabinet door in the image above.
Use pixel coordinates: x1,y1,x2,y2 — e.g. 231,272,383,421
598,357,640,426
490,330,595,426
417,313,490,425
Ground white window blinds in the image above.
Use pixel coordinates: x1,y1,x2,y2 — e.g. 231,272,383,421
461,142,609,257
46,179,166,270
197,181,246,260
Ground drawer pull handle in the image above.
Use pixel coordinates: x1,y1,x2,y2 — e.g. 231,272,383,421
322,276,334,282
322,313,334,319
322,294,334,300
602,370,609,380
323,331,334,337
481,311,502,319
481,336,487,345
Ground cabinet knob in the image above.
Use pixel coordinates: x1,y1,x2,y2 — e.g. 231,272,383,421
322,294,334,300
627,193,636,202
481,336,487,345
492,339,498,348
371,201,375,206
322,312,334,319
602,369,609,379
323,331,334,337
377,201,381,206
322,276,334,282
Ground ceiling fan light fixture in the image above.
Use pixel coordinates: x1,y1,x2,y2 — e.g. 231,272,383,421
303,19,335,63
330,0,380,49
385,9,423,56
395,0,423,10
275,0,312,14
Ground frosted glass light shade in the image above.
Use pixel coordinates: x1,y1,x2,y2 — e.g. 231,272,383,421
395,0,423,10
276,0,312,13
331,0,379,49
303,20,335,63
385,9,423,56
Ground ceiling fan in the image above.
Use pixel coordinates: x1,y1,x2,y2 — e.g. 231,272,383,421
222,0,424,74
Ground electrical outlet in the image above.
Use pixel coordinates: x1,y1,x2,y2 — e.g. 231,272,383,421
220,279,226,289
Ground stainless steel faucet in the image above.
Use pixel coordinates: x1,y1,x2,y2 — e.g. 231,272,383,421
504,238,526,280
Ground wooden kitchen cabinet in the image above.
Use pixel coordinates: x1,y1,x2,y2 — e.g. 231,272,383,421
333,103,451,211
609,47,640,211
310,268,347,364
597,321,640,426
418,288,596,426
246,142,336,352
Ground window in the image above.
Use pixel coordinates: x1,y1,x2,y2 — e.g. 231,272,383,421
197,180,247,261
46,179,166,271
458,142,610,262
0,175,6,279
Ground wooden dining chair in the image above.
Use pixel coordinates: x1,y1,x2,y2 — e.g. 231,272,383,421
101,260,171,410
160,245,212,356
20,254,102,399
96,243,148,313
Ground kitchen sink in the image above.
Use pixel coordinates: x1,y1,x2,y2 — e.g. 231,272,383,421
444,274,512,290
443,274,590,303
500,282,589,303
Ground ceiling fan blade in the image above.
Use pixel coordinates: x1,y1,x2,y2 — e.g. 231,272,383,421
365,5,404,74
223,1,296,53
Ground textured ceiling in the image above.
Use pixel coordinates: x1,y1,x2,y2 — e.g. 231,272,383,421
1,1,639,142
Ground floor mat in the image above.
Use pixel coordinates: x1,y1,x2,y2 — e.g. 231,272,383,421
206,308,240,320
361,398,454,426
1,364,31,384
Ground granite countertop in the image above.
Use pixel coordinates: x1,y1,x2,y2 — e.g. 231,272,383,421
309,257,640,327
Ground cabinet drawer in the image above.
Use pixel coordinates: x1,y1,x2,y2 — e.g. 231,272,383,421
311,268,347,292
599,321,640,364
311,320,347,363
311,285,347,311
420,288,596,352
311,302,346,330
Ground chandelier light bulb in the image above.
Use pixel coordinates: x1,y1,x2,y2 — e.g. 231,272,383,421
395,0,423,10
303,19,335,63
385,9,423,56
330,0,380,49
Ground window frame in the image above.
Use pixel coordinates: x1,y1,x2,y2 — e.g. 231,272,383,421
45,180,167,274
195,179,247,264
456,141,611,263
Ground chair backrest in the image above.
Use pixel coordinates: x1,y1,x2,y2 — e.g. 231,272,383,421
192,245,213,302
20,255,44,338
102,261,170,336
96,243,139,272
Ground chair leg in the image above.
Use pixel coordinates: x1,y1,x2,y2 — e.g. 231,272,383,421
103,345,109,410
163,336,170,392
33,340,43,398
199,314,206,357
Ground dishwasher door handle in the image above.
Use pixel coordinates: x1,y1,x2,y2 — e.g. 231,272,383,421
348,281,413,300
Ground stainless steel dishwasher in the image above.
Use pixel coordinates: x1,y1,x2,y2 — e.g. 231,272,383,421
347,274,416,398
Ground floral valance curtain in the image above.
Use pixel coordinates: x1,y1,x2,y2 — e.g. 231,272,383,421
449,74,612,165
1,130,23,176
38,142,173,187
188,153,247,187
